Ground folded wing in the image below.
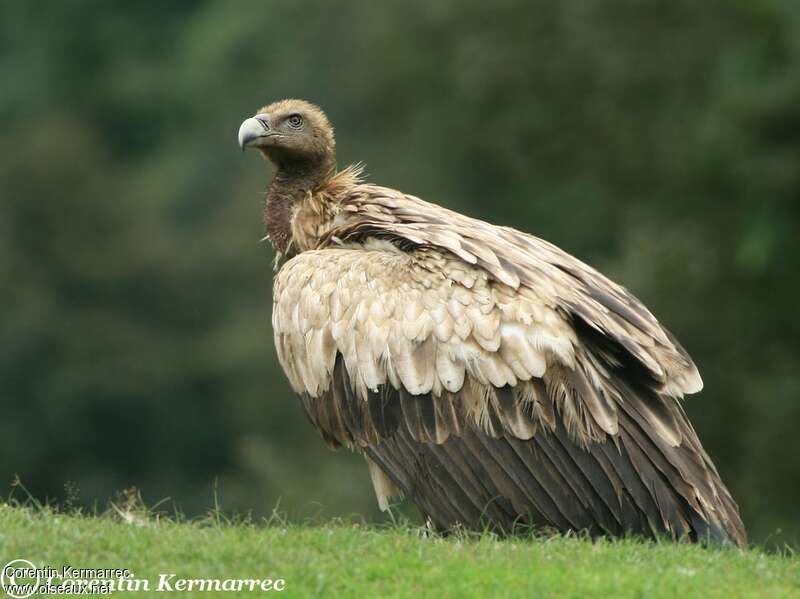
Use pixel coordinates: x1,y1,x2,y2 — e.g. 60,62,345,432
272,229,745,545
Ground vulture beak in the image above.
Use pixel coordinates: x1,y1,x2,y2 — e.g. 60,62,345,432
238,114,272,150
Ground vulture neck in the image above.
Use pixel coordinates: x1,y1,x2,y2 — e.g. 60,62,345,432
264,154,336,255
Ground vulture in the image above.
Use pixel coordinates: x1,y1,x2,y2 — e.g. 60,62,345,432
238,99,746,546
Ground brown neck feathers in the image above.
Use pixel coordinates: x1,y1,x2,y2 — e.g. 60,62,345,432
264,155,336,255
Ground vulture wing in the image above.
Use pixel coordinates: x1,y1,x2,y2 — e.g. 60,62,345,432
272,185,746,545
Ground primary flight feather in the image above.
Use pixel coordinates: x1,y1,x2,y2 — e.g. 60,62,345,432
238,99,746,545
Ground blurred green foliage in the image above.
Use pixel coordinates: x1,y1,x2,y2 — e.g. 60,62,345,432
1,0,798,545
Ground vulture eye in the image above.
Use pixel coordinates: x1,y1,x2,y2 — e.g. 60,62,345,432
287,114,303,129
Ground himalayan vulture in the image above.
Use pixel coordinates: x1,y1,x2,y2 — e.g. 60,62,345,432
238,99,746,546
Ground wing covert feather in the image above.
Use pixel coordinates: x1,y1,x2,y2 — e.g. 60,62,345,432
273,247,569,405
324,186,702,397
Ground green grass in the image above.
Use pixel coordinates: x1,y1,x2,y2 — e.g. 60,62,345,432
0,503,797,598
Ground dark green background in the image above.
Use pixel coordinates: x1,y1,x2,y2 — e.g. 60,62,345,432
1,1,798,546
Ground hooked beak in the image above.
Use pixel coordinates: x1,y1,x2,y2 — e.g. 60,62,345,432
238,114,272,150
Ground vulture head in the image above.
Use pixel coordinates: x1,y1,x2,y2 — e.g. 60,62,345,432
238,99,335,174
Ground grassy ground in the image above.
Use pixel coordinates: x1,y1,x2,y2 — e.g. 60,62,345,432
0,502,797,598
